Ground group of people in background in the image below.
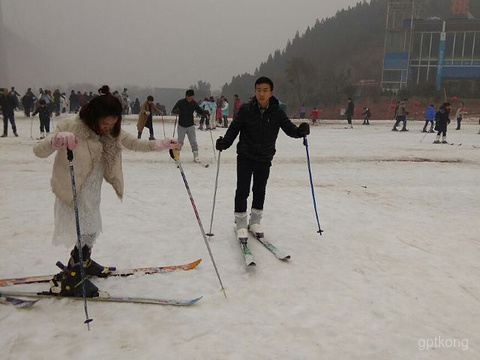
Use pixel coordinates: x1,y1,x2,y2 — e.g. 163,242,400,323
2,85,479,144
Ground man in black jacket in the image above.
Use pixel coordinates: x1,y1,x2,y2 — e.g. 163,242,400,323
1,88,19,137
172,89,204,163
215,77,310,243
345,97,354,128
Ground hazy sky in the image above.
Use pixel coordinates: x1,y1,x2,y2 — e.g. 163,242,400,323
2,0,362,91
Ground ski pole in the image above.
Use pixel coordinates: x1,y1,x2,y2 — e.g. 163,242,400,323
162,115,166,138
303,137,323,235
206,149,221,238
420,131,429,143
30,116,33,139
169,149,227,298
173,115,178,138
67,149,93,329
209,128,217,161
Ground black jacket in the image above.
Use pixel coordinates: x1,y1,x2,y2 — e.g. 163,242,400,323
172,98,204,127
32,106,52,121
222,96,304,162
346,101,354,116
0,94,17,115
434,108,450,132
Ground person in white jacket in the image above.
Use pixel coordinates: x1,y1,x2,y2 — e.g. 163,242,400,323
33,86,179,297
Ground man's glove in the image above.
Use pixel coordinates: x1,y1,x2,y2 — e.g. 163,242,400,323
298,122,310,136
216,137,228,151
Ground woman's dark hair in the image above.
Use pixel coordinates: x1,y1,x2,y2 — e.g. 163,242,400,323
79,86,122,137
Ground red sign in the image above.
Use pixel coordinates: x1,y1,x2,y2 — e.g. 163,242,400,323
451,0,469,15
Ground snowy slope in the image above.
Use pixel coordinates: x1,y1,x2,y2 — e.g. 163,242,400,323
1,114,479,360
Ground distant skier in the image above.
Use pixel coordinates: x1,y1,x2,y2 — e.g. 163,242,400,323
299,104,306,119
215,76,310,243
233,94,242,118
310,107,320,125
172,89,205,163
422,104,435,133
433,102,451,144
22,88,37,117
0,88,19,137
137,95,162,140
392,99,408,132
33,86,179,297
31,99,52,139
455,102,466,130
361,106,371,125
345,98,354,128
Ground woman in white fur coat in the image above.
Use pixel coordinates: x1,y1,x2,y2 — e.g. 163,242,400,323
33,86,179,297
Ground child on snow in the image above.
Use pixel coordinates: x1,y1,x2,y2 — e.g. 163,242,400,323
32,99,52,139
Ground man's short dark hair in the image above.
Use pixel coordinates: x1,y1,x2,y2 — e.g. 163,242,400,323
255,76,274,91
147,95,154,101
186,89,195,97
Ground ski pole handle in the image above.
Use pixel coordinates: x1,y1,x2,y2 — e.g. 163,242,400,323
169,148,180,161
67,149,74,161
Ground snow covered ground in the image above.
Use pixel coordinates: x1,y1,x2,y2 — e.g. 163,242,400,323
1,114,479,360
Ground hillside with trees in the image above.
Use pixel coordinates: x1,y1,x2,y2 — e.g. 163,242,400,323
221,0,480,118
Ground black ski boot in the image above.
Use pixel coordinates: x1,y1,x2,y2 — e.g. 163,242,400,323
69,245,113,277
57,266,99,297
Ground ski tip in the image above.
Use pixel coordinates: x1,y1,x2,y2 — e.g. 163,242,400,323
191,259,202,267
188,296,203,305
0,296,39,308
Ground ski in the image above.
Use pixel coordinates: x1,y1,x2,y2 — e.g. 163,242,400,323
240,241,256,267
249,230,291,261
0,290,202,307
0,259,202,287
0,295,38,308
234,228,255,266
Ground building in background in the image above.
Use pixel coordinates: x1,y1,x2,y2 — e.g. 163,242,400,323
381,0,480,93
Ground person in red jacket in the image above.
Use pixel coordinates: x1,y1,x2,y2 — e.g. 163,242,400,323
310,107,320,126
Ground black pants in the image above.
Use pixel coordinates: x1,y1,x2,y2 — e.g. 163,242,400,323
393,116,407,129
347,115,352,125
3,113,17,134
422,121,433,131
39,117,50,133
145,117,154,136
456,117,462,130
436,122,447,137
234,158,271,213
199,113,210,127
